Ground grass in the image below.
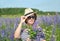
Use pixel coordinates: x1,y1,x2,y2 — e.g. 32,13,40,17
0,14,60,41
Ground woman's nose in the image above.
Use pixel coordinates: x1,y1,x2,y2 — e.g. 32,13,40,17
31,18,33,19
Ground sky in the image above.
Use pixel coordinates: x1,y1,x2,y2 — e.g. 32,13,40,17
0,0,60,12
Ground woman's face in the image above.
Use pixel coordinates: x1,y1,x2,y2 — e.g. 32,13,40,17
27,15,35,25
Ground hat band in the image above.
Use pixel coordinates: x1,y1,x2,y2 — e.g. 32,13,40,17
24,12,34,16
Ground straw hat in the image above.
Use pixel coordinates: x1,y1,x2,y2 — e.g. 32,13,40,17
24,8,35,17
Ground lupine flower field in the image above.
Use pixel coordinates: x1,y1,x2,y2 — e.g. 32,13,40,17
0,13,60,41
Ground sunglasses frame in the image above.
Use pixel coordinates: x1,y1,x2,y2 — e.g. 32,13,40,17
27,16,36,19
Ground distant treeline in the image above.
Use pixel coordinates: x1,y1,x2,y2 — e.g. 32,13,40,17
0,8,60,15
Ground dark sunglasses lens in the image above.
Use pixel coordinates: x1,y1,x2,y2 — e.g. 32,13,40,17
32,16,35,18
28,16,31,19
27,16,35,19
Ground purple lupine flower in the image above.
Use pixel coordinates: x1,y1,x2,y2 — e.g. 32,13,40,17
9,33,14,41
33,20,39,31
5,18,11,28
38,16,44,24
37,27,43,32
53,15,57,25
1,30,5,37
14,18,19,30
46,16,53,25
57,14,60,25
0,22,2,27
36,35,40,41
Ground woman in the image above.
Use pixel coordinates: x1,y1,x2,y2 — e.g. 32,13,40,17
14,8,46,41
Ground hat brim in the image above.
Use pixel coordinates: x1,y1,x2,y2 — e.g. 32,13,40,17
24,12,36,17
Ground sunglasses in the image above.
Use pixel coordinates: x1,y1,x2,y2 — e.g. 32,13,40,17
27,16,35,19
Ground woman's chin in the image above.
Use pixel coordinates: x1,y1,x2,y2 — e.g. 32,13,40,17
29,22,34,25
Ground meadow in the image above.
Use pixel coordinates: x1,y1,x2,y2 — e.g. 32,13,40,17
0,8,60,41
0,13,60,41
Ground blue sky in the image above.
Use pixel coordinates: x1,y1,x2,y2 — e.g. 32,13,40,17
0,0,60,12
